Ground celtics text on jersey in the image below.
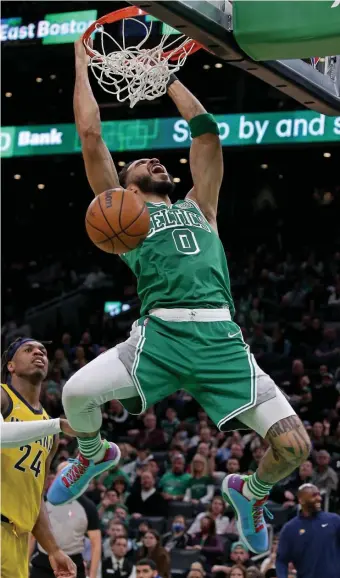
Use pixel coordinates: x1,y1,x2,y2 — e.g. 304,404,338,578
121,198,235,316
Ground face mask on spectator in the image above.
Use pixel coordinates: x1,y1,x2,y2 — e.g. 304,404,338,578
172,523,185,532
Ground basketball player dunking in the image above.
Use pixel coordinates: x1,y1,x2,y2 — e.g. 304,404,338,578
48,39,311,554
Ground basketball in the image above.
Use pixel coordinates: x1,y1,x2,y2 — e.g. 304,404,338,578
85,188,150,254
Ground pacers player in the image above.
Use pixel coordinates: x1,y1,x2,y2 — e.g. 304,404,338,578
1,337,77,578
48,40,311,555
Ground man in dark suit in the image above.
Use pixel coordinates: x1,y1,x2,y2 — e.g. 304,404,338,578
102,537,136,578
126,471,167,517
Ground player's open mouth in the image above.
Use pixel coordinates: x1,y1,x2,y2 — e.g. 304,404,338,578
150,164,165,174
33,359,45,367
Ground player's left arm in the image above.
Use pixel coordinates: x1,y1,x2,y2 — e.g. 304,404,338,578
32,435,76,577
167,79,223,232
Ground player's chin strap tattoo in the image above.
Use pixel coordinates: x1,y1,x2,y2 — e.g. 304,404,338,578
257,415,312,484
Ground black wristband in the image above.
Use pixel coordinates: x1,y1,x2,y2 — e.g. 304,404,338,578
166,73,178,89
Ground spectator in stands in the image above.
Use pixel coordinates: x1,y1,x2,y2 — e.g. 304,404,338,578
247,323,273,358
103,521,128,558
159,454,191,502
137,531,170,578
123,445,154,484
187,516,224,570
229,566,247,578
247,446,265,474
102,536,136,578
112,505,130,527
188,496,231,536
310,421,329,452
132,414,167,451
245,567,262,578
161,407,180,438
126,471,167,517
212,542,250,574
97,489,120,530
328,421,340,453
162,515,190,551
136,559,157,578
276,483,340,578
312,450,339,493
287,460,314,496
315,327,340,359
129,521,151,552
99,464,130,491
184,454,214,504
226,457,241,475
50,348,71,380
112,477,130,504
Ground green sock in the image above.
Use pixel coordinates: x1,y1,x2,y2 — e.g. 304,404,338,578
78,433,105,461
243,472,273,500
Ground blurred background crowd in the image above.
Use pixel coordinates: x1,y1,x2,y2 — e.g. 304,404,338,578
2,2,340,578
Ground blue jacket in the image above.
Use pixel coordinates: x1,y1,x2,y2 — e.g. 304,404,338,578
276,511,340,578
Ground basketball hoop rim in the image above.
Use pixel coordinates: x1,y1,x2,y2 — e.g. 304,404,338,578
82,5,204,62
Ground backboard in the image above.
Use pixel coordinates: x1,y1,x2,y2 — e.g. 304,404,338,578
128,0,340,116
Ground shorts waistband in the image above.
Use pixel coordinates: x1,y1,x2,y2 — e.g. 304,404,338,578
149,308,231,322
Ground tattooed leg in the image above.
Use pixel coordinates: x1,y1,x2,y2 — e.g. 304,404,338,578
257,415,312,484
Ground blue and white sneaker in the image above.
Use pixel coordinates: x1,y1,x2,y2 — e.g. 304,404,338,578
222,474,273,554
47,441,120,505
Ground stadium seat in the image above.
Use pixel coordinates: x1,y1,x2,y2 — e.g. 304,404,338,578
168,501,194,518
152,451,169,462
268,505,297,530
170,549,202,575
145,516,166,534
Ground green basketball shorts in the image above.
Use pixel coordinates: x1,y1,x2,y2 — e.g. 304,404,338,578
116,308,277,430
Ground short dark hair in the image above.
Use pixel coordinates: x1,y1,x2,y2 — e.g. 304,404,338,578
136,559,157,570
118,161,134,188
110,536,128,546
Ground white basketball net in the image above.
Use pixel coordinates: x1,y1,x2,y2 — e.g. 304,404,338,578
85,17,195,108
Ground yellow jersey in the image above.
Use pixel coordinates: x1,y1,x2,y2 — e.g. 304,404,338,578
1,383,54,534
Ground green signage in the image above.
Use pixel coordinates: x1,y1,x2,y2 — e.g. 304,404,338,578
0,10,97,44
1,111,339,158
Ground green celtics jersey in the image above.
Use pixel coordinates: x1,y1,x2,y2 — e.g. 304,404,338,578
121,198,234,316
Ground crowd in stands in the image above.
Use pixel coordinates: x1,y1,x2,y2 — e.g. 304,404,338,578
10,244,337,578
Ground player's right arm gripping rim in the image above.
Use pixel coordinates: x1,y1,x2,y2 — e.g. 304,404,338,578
74,39,120,196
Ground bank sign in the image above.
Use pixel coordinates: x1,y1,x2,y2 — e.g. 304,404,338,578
1,111,340,158
0,10,97,44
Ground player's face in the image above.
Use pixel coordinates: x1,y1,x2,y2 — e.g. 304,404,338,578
126,158,176,197
8,341,48,381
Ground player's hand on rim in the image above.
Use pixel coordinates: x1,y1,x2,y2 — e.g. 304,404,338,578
74,37,92,66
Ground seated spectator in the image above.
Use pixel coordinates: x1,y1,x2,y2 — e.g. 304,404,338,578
132,414,167,451
159,454,191,502
162,515,190,551
131,521,152,552
247,324,273,358
112,476,130,504
286,460,314,496
312,450,339,493
188,496,232,536
102,536,136,578
315,328,340,359
184,454,214,504
161,407,180,438
328,421,340,453
126,471,167,517
187,516,224,570
229,565,247,578
245,567,262,578
226,457,241,476
136,559,158,578
247,446,265,474
212,542,250,573
123,446,155,484
112,505,130,526
99,465,131,491
103,521,128,558
98,489,120,530
137,531,170,578
310,421,330,452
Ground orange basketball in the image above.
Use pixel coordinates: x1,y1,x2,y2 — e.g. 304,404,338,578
85,188,150,254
